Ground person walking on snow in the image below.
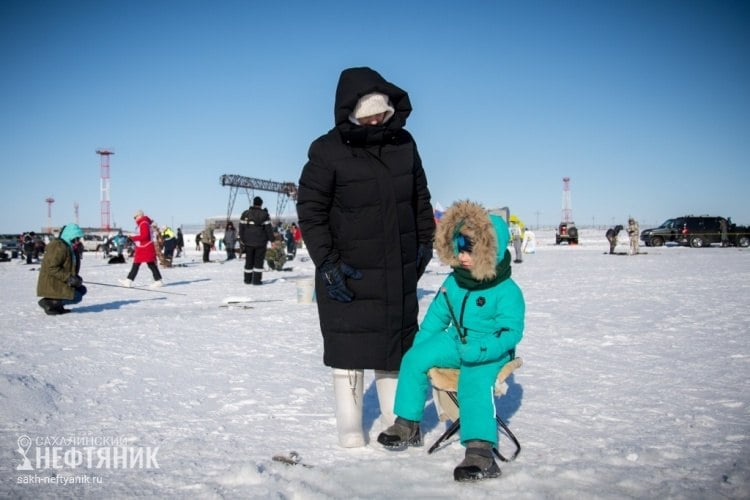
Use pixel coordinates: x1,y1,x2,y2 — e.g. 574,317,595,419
119,210,163,287
37,224,88,315
377,200,525,482
239,196,274,284
297,66,436,448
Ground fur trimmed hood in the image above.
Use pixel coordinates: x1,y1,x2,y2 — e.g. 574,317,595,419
435,200,510,281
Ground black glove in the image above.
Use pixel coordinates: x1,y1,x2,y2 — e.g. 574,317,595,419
319,260,362,303
66,275,83,288
416,244,433,280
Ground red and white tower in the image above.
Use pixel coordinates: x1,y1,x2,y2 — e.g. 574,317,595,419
45,196,55,233
561,177,572,223
96,148,114,233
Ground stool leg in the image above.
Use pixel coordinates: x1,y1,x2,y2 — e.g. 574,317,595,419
428,391,462,454
428,418,461,454
494,415,521,462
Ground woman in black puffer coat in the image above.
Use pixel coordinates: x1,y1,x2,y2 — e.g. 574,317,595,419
297,67,435,447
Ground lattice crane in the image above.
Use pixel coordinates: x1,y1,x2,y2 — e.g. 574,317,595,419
220,174,298,221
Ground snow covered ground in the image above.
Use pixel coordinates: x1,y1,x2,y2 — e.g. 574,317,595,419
1,229,748,499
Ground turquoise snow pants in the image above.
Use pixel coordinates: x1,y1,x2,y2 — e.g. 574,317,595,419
393,331,505,446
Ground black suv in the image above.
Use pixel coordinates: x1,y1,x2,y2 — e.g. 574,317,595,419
555,222,578,245
640,215,750,248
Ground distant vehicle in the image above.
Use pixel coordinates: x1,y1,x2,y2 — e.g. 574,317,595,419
640,215,750,248
81,233,107,252
0,234,20,259
555,222,578,245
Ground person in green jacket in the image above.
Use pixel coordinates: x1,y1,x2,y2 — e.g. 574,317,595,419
377,200,525,482
36,224,87,315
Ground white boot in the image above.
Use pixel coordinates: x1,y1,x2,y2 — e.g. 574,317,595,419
374,370,399,428
118,278,133,288
332,368,365,448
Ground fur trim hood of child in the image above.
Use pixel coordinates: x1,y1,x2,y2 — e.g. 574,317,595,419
435,200,511,283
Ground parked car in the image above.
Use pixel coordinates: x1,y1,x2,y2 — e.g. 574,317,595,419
0,234,20,260
640,215,750,248
555,222,578,245
81,233,107,252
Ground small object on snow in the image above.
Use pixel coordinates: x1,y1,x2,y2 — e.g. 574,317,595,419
221,297,284,305
272,451,312,468
86,280,187,295
222,296,254,304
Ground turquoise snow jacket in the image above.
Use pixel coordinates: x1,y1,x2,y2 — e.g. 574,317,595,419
417,203,525,365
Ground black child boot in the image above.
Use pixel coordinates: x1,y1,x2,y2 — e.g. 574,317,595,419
376,417,422,450
453,440,501,482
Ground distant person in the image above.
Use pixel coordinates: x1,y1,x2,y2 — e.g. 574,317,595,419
176,227,185,257
522,228,536,254
284,224,296,260
292,222,302,248
266,232,287,271
297,66,435,448
239,196,274,284
111,229,128,257
627,217,640,255
23,232,35,264
720,218,729,247
200,224,215,263
605,224,624,255
37,224,87,315
377,201,524,482
509,219,523,263
120,209,163,287
162,226,177,267
153,222,165,266
195,231,202,251
72,237,84,274
33,234,45,260
223,221,237,261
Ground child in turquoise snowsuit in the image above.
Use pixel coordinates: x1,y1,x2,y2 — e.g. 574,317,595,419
378,200,525,482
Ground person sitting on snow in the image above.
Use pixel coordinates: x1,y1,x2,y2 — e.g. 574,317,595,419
36,224,88,315
377,200,525,482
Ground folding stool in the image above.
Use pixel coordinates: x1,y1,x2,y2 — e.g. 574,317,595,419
427,357,523,462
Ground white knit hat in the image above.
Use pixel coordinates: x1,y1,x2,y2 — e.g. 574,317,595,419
350,92,395,123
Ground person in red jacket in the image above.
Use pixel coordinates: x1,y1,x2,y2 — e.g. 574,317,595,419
119,209,163,288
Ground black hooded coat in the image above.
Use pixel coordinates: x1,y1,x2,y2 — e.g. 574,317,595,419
296,67,436,370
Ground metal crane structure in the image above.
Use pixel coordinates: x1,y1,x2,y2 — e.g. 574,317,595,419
219,174,298,221
561,177,573,223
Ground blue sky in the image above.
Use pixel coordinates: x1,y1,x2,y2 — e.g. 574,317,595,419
1,0,748,234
